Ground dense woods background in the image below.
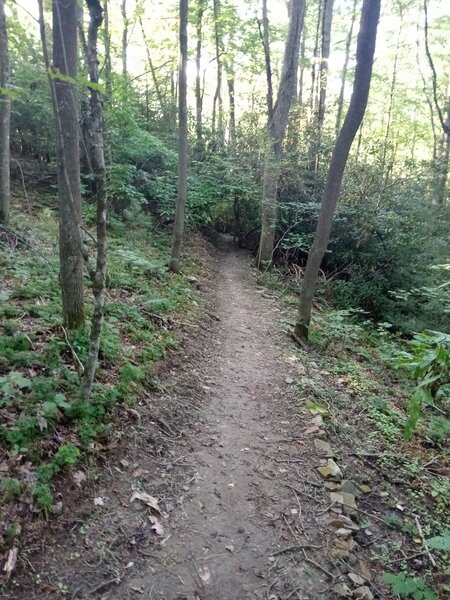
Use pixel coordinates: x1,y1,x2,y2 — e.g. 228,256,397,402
0,0,449,597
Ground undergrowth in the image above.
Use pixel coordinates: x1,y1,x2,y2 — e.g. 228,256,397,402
0,206,199,538
257,268,450,599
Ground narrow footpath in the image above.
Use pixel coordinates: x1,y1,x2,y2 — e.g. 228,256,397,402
16,237,333,600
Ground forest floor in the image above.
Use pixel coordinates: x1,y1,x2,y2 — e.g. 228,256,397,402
3,231,449,600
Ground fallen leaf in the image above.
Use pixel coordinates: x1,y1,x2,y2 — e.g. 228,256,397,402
225,544,234,553
285,377,294,384
149,515,164,536
130,491,160,513
3,548,18,577
198,565,211,584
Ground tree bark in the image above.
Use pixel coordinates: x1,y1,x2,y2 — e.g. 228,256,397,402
121,0,128,78
260,0,273,118
170,0,188,273
295,0,381,341
103,0,112,98
80,0,107,402
227,68,236,146
195,0,206,145
423,0,449,205
0,0,11,224
309,0,323,119
212,0,224,143
53,0,85,329
257,0,305,268
335,0,357,135
309,0,334,174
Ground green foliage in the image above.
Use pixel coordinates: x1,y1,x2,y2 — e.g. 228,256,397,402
427,532,450,551
383,573,438,599
393,331,450,441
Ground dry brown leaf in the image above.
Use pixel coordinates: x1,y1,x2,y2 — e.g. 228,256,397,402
130,491,160,513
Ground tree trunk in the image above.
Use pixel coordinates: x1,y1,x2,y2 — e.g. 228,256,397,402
309,0,323,119
170,0,188,273
212,0,224,143
298,22,306,106
423,0,449,205
121,0,128,78
309,0,334,174
139,17,168,121
257,0,305,268
0,0,10,224
53,0,85,329
195,0,206,145
103,0,112,98
335,0,357,135
261,0,273,118
227,68,236,146
381,7,404,174
80,0,107,402
295,0,381,341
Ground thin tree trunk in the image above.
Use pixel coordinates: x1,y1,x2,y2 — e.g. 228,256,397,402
260,0,273,118
52,0,85,329
195,0,206,144
0,0,11,224
309,0,323,119
121,0,128,78
103,0,112,98
298,23,306,106
381,8,403,173
335,0,357,134
212,0,224,142
309,0,334,174
227,68,236,146
257,0,305,267
423,0,449,205
295,0,381,341
80,0,107,402
170,0,188,273
317,0,334,134
139,17,168,120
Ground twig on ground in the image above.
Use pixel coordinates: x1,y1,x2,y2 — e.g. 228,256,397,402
61,326,85,376
272,544,321,556
414,514,436,568
301,548,335,580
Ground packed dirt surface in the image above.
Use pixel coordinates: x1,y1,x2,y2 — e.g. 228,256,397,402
11,236,336,600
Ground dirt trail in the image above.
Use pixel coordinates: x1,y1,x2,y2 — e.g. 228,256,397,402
14,236,329,600
123,235,314,599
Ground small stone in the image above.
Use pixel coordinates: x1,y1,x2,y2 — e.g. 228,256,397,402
333,583,352,597
314,439,334,457
305,425,320,435
330,492,357,515
352,586,373,600
335,528,353,539
348,553,358,565
328,515,359,531
339,480,360,497
318,459,342,481
310,415,324,428
348,574,365,586
358,484,371,494
325,481,340,491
